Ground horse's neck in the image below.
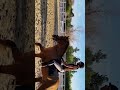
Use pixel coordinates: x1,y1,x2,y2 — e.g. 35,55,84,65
56,41,69,57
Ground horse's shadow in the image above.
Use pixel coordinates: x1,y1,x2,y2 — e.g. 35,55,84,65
0,39,35,86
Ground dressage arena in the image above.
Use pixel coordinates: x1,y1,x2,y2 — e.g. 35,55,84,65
35,0,56,89
0,0,61,90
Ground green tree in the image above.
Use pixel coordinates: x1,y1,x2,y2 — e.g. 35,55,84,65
66,46,75,63
70,71,77,74
73,47,80,52
73,57,80,63
65,46,79,90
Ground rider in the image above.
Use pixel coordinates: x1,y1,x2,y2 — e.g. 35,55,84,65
42,58,84,72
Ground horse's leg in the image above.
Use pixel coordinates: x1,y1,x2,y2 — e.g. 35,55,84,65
35,52,44,58
35,77,42,82
35,43,44,52
0,39,21,60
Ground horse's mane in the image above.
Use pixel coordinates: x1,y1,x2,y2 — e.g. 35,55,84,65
60,40,69,57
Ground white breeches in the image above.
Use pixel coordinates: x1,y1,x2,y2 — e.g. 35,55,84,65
53,61,65,72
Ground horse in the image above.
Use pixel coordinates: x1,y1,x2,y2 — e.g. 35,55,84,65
35,35,69,90
0,35,69,89
35,64,59,90
35,35,69,63
37,75,60,90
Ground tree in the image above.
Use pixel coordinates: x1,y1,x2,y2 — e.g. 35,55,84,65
91,73,108,85
67,46,74,53
86,47,94,66
73,57,80,63
86,47,107,66
86,47,108,90
92,50,107,63
89,72,108,90
65,72,73,90
66,46,80,54
73,47,80,52
65,46,80,90
71,71,77,74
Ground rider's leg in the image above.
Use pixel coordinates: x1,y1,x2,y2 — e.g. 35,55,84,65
53,61,64,72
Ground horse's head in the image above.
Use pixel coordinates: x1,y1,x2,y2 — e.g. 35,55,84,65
52,35,69,58
52,35,58,41
52,35,69,43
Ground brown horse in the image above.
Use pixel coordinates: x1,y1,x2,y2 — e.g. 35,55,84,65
35,66,59,90
35,35,69,90
35,35,69,63
0,35,69,89
37,75,60,90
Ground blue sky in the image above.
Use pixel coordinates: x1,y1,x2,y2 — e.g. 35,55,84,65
70,0,85,90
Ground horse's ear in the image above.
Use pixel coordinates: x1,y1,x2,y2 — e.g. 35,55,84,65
64,36,69,40
52,35,58,38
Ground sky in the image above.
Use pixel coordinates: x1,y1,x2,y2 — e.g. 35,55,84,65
70,0,85,90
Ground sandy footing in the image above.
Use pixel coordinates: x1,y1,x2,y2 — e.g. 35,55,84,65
35,0,58,89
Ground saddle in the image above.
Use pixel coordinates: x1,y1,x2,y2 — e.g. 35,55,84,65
42,57,63,76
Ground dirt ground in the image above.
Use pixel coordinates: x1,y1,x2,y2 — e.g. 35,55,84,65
35,0,58,89
0,0,34,90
